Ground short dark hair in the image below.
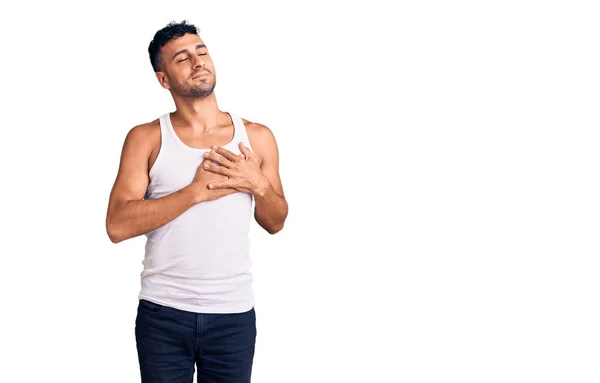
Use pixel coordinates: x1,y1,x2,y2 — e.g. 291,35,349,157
148,20,200,72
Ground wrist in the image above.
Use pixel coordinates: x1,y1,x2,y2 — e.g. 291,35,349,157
253,179,271,198
185,182,206,205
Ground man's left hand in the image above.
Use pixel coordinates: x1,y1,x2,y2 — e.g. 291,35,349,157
202,142,271,196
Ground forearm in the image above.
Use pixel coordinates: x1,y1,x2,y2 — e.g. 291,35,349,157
107,186,197,243
253,184,288,234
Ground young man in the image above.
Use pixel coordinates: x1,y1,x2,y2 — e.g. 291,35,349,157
105,20,288,382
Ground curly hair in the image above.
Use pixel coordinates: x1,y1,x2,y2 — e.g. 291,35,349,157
148,20,200,72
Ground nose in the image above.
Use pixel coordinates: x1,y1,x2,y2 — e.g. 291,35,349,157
193,56,205,69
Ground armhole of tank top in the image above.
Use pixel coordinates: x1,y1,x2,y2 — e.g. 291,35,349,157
235,114,253,153
148,115,166,180
235,115,255,202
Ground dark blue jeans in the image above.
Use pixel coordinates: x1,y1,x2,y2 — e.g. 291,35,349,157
135,299,256,383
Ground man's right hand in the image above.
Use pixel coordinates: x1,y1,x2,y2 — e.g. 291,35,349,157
190,157,238,203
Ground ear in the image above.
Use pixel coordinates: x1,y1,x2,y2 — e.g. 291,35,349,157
155,72,170,90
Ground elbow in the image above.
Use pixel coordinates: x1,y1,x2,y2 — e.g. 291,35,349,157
108,233,123,244
106,220,124,244
267,224,283,235
267,218,286,235
257,204,288,235
267,206,288,235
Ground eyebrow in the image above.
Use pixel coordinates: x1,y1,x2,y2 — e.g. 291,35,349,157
172,44,207,60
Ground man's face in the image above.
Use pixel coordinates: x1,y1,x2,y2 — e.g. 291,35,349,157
156,33,216,98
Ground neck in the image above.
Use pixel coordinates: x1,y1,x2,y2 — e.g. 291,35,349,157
170,92,223,132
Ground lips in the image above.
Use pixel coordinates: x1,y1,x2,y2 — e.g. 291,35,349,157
192,71,209,79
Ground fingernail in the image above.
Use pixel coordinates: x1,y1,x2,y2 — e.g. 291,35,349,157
208,184,213,189
203,152,209,157
204,164,209,169
212,145,217,149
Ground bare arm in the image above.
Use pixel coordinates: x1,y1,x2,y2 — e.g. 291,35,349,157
105,125,194,243
105,125,233,243
251,125,288,234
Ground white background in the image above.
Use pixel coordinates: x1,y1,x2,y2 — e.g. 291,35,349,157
1,1,599,382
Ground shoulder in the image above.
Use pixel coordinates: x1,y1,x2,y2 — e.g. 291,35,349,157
241,118,279,166
123,119,161,155
128,119,160,141
241,118,277,147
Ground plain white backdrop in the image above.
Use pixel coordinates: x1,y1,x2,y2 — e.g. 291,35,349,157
1,1,599,382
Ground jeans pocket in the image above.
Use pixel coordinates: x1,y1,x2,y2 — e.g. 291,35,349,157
138,299,164,314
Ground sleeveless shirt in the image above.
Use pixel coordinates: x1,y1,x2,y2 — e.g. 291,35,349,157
138,112,255,313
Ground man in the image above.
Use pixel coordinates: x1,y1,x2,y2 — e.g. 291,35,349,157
105,20,288,383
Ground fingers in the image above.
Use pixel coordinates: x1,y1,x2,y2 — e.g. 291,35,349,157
208,179,237,189
207,143,253,165
238,142,253,160
203,162,231,176
203,149,232,167
213,146,240,162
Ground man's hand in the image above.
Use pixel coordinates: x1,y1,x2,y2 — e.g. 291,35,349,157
190,157,238,203
202,142,271,196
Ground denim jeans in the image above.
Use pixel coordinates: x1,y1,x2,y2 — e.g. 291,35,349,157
135,299,257,383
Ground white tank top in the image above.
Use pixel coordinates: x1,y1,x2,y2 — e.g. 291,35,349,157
138,112,255,313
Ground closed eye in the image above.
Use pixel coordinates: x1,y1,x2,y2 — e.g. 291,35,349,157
178,53,205,63
172,44,208,62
